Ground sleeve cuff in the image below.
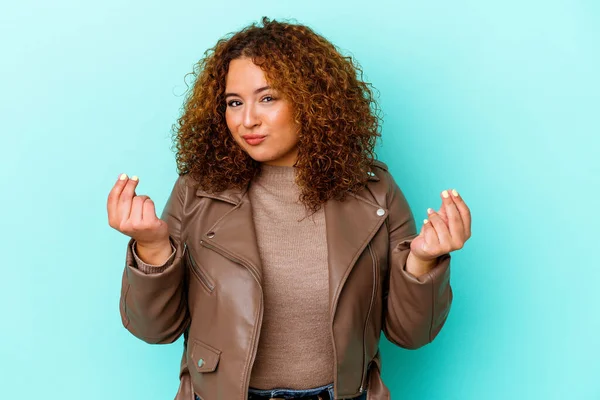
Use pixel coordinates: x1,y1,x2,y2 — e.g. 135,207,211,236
130,238,177,274
401,252,451,284
394,237,451,284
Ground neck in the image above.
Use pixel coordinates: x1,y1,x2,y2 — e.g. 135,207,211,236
251,163,299,203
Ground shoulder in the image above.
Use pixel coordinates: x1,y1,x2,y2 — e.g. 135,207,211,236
366,160,413,221
178,172,194,186
168,173,198,201
366,159,410,207
368,159,391,185
371,159,389,172
365,159,389,181
175,172,201,191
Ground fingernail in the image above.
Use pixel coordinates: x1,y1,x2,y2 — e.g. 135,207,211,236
452,189,459,197
423,219,429,224
119,173,128,180
427,208,433,215
131,176,139,181
442,190,449,198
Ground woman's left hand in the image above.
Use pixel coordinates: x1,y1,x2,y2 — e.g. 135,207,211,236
410,188,472,262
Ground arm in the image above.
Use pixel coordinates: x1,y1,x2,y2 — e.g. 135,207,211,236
119,175,190,344
381,171,453,349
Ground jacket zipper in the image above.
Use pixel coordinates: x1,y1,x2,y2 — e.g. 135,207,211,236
359,243,378,393
198,239,263,400
184,242,215,293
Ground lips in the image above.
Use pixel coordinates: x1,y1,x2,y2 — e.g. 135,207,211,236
242,135,266,146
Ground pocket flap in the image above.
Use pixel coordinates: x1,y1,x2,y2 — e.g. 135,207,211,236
190,339,221,373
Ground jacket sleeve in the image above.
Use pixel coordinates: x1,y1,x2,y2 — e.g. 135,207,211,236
119,174,190,344
381,171,453,350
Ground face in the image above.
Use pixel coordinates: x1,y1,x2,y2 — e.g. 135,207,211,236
224,57,300,167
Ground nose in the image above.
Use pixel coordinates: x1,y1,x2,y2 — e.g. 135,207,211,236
242,103,260,129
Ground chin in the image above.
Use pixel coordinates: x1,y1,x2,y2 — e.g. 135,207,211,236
242,147,275,162
236,140,296,165
248,153,280,164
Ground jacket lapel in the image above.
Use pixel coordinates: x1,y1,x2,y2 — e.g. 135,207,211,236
194,174,387,312
324,189,387,313
195,184,264,283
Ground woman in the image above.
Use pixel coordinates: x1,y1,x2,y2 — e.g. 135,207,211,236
108,17,471,400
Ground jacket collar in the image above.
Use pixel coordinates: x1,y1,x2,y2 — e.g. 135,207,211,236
194,170,379,202
193,170,385,313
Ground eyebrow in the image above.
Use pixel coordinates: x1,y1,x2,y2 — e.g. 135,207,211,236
224,85,272,99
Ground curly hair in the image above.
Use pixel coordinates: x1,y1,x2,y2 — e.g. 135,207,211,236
171,16,383,215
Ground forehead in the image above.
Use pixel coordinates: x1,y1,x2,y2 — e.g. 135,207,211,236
225,58,269,90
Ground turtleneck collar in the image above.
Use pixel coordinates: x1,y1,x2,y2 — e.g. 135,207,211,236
251,163,300,203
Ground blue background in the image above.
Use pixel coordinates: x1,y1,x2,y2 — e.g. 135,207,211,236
1,1,598,399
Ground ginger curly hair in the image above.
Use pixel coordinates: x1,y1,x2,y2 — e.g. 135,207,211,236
171,16,383,215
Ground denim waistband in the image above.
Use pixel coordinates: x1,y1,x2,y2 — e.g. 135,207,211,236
194,382,369,400
248,381,334,398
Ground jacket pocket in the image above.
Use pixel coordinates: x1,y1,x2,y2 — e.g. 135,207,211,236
190,338,221,373
184,242,215,294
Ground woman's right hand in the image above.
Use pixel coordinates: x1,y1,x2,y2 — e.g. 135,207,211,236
107,173,170,249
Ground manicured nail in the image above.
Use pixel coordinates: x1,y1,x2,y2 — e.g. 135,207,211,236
423,219,429,224
131,176,139,181
427,208,433,215
452,189,459,197
442,190,449,198
119,173,128,180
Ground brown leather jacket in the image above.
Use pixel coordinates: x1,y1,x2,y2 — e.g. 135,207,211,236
119,160,453,400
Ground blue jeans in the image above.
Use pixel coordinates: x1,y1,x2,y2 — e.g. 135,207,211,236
194,382,367,399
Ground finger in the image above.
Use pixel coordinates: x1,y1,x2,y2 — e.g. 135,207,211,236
107,173,130,225
117,175,140,224
141,198,157,223
429,206,448,226
450,188,471,238
129,195,150,226
422,217,439,254
427,211,452,254
441,189,465,245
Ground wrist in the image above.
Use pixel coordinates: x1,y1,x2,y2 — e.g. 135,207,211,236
135,238,173,265
136,237,171,251
405,251,437,278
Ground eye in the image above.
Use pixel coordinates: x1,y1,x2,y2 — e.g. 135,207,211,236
261,95,275,102
227,100,242,108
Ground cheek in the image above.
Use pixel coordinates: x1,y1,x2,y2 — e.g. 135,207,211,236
270,107,297,135
224,114,243,146
270,107,290,126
